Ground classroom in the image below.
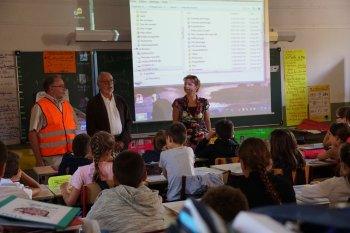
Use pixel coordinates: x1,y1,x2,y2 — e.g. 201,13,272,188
0,0,350,232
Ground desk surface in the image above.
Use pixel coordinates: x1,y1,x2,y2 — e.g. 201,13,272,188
145,166,225,185
33,184,54,201
210,163,243,175
47,185,62,197
33,166,58,176
163,200,185,215
305,158,337,167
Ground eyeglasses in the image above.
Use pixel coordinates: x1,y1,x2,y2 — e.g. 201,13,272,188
51,85,66,89
99,80,114,85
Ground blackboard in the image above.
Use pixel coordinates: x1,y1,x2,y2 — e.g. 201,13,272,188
0,52,20,145
95,48,282,134
16,51,93,142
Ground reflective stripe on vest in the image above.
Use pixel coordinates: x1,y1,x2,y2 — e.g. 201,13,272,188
37,98,76,157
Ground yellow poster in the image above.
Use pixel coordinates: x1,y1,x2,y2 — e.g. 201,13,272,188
284,50,308,126
308,85,331,122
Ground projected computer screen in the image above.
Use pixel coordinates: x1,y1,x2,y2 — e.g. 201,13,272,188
130,0,271,122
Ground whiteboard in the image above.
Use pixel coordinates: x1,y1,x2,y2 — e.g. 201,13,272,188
0,51,20,145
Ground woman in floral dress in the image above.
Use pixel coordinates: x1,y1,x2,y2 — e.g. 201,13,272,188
172,75,211,149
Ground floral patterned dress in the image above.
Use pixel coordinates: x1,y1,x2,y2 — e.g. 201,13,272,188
172,95,209,148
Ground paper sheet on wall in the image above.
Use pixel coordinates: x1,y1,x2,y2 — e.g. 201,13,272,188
0,51,20,145
43,51,76,73
284,50,308,126
308,85,330,122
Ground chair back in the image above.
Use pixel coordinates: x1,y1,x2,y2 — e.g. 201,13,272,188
215,156,239,165
80,180,114,217
273,168,308,185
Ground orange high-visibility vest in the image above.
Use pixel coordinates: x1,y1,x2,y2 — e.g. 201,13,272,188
37,97,76,157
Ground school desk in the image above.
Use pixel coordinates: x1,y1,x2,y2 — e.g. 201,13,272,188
32,166,58,185
32,184,54,201
210,163,243,176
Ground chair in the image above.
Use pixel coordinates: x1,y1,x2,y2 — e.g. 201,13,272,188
180,173,224,200
214,156,239,165
80,180,114,217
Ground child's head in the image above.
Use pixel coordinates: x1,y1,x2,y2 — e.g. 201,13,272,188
0,140,7,177
336,106,350,123
238,137,281,204
238,137,271,172
166,122,187,147
340,142,350,177
90,131,115,180
270,129,304,170
215,119,234,141
113,150,146,188
4,151,20,179
153,130,167,152
201,186,248,223
329,123,350,144
73,133,91,158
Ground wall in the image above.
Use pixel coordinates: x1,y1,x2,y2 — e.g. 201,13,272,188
0,0,349,105
269,0,350,104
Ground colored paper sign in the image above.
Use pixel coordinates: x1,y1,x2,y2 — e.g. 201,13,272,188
284,50,308,126
43,51,76,73
308,85,331,122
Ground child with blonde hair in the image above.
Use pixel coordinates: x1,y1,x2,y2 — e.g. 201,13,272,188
61,131,114,206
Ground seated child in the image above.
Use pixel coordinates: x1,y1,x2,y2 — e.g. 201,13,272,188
60,131,114,206
87,150,164,233
195,119,239,165
318,123,350,161
3,151,41,198
0,140,30,201
58,133,92,175
142,130,167,163
270,129,305,184
201,186,248,223
323,106,350,147
229,137,296,209
159,122,195,201
300,142,350,203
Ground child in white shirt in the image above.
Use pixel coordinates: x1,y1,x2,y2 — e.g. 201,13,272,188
301,142,350,203
159,122,195,201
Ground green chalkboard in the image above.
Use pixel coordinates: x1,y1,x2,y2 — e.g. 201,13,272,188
16,51,93,142
95,48,283,134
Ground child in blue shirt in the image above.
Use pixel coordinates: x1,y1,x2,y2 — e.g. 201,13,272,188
58,133,92,175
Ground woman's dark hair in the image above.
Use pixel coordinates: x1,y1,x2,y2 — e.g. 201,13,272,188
90,131,115,181
238,137,281,204
270,129,305,170
183,75,201,92
336,106,350,122
215,119,234,141
329,123,350,142
72,134,91,158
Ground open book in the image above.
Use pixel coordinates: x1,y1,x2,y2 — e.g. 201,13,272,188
0,195,80,229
